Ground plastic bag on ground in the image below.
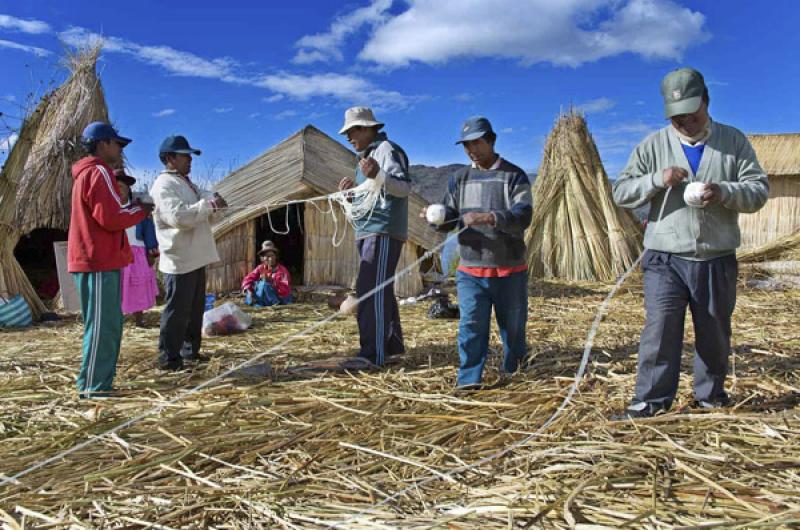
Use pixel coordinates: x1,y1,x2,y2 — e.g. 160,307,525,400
202,301,252,336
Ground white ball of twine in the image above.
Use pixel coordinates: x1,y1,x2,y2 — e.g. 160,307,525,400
683,182,706,208
426,204,446,225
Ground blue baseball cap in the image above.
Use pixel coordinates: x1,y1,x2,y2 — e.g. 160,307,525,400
159,135,202,156
82,121,132,146
456,116,494,144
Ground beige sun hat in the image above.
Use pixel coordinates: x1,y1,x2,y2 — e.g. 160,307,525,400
258,240,279,257
338,106,384,135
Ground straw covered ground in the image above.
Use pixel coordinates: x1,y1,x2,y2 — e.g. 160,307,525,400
1,274,799,529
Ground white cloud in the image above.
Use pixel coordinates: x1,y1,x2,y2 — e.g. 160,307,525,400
0,38,51,57
153,108,176,117
274,110,299,120
59,27,241,80
2,94,16,102
254,72,421,111
500,127,514,134
575,97,616,114
57,26,421,111
213,107,234,113
0,14,51,34
292,0,392,64
359,0,708,68
453,93,473,103
249,112,261,119
0,132,18,150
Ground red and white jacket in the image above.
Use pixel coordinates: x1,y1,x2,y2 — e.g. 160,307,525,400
67,157,148,272
240,263,292,298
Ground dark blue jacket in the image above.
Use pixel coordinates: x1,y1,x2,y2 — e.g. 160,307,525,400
135,217,159,251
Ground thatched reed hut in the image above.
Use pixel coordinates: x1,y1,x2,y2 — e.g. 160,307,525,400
209,125,443,297
738,133,800,250
0,47,109,318
526,110,643,282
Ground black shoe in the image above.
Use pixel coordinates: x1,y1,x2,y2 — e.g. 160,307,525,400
693,395,730,410
454,383,483,393
611,403,664,420
157,358,185,371
182,353,209,364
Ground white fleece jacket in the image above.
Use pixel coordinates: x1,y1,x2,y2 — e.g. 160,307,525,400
150,169,220,274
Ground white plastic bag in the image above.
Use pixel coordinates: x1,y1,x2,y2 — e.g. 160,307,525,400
202,301,252,336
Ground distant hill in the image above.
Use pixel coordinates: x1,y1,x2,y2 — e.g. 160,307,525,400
409,163,537,204
408,164,466,203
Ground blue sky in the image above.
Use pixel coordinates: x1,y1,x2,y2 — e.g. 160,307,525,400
1,1,798,186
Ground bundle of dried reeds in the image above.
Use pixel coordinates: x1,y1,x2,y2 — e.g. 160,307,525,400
14,45,109,236
0,45,109,319
0,95,49,317
527,110,643,281
0,277,798,528
738,229,800,263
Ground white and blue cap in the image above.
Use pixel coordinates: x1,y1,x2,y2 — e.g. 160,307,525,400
82,121,132,146
456,116,494,144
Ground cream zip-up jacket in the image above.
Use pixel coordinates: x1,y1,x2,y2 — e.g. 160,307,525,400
150,169,220,274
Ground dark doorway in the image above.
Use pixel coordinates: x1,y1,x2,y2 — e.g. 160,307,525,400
14,228,68,301
255,204,305,285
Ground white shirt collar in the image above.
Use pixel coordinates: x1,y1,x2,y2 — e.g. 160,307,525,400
472,155,502,170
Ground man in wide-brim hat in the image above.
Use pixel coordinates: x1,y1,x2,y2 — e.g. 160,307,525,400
337,106,412,367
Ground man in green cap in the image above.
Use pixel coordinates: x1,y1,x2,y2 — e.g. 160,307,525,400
612,67,769,419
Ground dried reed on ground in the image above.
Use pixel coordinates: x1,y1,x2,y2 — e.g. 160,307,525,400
0,45,108,318
1,276,798,528
527,110,643,282
738,229,800,263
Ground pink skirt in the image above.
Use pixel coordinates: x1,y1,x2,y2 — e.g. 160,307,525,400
121,246,159,314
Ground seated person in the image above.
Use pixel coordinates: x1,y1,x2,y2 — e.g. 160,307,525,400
242,241,292,306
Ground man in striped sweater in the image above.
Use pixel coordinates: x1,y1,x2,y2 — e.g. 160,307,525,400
67,122,152,398
427,116,533,389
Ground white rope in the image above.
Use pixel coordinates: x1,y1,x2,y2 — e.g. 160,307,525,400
0,226,468,488
322,189,673,528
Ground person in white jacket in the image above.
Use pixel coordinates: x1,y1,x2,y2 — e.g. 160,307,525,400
150,135,227,371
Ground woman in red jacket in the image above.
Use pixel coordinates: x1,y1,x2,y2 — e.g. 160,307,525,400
241,241,292,306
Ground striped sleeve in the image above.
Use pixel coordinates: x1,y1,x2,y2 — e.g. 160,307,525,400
85,165,148,231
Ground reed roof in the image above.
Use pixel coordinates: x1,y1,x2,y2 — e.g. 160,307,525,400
748,133,800,177
212,125,443,249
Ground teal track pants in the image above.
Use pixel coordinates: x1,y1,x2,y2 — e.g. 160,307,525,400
73,271,123,395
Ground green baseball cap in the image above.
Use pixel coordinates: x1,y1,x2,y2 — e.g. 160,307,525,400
660,67,706,118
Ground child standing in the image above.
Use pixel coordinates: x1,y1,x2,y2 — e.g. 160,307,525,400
241,241,292,306
116,169,159,327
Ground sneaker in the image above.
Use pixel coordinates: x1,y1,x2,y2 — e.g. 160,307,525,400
693,395,731,410
157,358,185,371
454,383,483,393
78,389,119,399
610,403,664,420
339,357,377,371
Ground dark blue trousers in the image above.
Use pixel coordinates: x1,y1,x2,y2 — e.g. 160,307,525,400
632,251,737,410
356,235,405,366
455,270,528,386
159,267,206,364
